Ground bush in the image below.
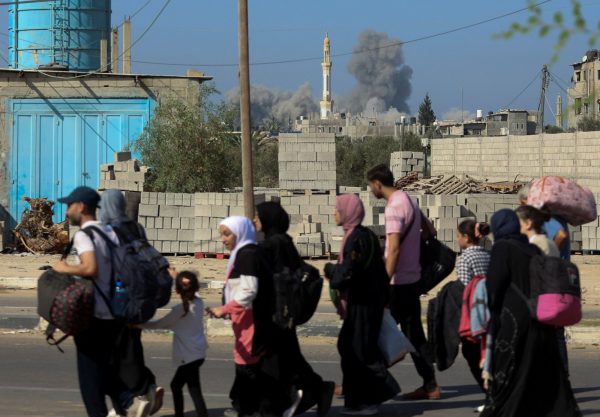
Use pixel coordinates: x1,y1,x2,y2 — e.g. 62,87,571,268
577,116,600,132
336,135,424,187
135,86,242,193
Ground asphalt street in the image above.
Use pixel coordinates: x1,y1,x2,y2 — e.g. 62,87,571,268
0,333,599,417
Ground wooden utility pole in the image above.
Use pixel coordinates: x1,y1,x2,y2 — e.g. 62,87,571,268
238,0,254,218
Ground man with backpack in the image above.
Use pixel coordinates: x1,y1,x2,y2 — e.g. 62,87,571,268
367,165,440,401
53,186,152,417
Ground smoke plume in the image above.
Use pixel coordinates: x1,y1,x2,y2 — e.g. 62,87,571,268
225,83,318,128
441,107,476,122
342,30,413,114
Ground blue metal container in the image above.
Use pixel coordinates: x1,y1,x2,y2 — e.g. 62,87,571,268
8,0,111,71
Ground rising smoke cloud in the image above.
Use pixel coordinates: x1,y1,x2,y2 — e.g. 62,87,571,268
441,107,476,122
225,30,413,126
225,83,318,128
342,30,413,115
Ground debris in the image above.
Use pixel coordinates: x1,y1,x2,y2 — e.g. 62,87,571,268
12,197,69,254
395,173,526,195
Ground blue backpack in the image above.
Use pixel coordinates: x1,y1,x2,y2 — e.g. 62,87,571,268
83,225,172,324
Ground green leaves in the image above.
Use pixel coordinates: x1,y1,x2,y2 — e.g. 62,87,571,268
499,0,599,63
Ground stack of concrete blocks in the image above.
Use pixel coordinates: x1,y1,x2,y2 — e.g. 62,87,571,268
280,193,340,257
138,192,196,254
390,151,425,180
194,192,280,255
100,151,149,192
578,199,600,252
278,133,336,191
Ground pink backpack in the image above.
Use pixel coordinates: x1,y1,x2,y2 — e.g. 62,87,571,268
527,176,597,226
513,255,582,327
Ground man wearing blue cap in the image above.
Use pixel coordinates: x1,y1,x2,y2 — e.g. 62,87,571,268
53,186,151,417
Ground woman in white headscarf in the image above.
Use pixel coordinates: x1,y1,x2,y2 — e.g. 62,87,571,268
208,216,287,417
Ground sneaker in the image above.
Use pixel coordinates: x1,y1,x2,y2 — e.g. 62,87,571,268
317,381,336,417
283,389,303,417
127,396,151,417
223,409,239,417
403,385,441,400
474,404,485,413
340,405,379,416
108,409,124,417
147,386,164,416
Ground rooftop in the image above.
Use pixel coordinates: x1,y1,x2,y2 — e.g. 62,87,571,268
0,67,213,82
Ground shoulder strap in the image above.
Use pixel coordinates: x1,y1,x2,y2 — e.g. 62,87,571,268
79,226,116,315
400,197,422,246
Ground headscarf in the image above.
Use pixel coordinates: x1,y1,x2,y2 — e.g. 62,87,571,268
219,216,257,277
99,189,129,225
336,194,365,263
490,209,526,243
256,202,290,237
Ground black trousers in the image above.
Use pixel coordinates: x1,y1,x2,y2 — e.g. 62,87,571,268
171,359,208,417
389,283,437,390
461,339,485,391
74,318,124,417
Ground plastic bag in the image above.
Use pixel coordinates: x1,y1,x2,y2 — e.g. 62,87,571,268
378,308,415,367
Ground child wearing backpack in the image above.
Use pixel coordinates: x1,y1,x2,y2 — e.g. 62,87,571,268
137,271,208,417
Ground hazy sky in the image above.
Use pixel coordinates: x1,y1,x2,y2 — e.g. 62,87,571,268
1,0,597,119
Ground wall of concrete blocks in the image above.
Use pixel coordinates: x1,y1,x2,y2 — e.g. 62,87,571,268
431,132,600,194
100,152,149,192
390,151,425,179
278,133,337,191
138,192,197,254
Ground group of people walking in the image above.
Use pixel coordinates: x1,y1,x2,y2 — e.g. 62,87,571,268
53,161,583,417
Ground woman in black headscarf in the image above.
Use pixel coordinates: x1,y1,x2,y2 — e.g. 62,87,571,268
481,209,580,417
255,202,335,417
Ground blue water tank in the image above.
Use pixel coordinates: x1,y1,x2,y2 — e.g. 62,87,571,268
8,0,111,71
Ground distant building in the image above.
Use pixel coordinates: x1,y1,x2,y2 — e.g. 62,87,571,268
436,109,538,137
567,49,600,129
320,33,334,120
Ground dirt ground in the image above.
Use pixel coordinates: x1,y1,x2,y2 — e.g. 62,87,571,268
1,253,599,315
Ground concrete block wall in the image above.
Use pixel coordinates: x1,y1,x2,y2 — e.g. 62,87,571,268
138,192,196,254
278,133,336,190
431,132,600,194
390,151,425,179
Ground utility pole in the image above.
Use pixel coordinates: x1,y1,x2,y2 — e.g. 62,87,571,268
538,65,549,133
238,0,254,219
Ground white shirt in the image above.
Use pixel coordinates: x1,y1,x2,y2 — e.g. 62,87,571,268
70,220,119,319
141,296,208,367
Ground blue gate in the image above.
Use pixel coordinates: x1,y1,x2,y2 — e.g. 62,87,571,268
10,98,153,223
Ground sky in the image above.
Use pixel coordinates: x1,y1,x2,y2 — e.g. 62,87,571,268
0,0,598,121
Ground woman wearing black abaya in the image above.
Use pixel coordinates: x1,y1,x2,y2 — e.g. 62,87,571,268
481,209,580,417
323,194,400,416
255,202,336,417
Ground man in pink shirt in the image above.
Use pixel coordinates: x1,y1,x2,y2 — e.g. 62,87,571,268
367,164,440,400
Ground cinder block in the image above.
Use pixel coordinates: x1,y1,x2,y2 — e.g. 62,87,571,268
178,229,194,241
180,207,195,218
160,206,180,217
115,151,132,162
138,204,159,217
158,229,178,241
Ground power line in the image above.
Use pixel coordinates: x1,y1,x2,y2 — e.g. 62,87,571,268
38,0,172,80
131,0,553,68
506,70,541,108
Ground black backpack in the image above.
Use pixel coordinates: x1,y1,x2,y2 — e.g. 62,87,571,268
272,263,323,329
83,225,173,324
270,236,323,329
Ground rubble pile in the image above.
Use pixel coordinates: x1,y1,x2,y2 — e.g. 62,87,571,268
13,197,69,254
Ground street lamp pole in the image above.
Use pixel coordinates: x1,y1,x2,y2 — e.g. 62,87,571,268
238,0,254,218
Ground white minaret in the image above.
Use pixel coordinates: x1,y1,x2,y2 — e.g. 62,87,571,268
320,33,333,120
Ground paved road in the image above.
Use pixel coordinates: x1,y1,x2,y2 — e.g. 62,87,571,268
0,333,599,417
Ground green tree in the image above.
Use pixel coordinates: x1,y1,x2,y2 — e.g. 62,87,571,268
544,125,564,134
401,132,424,152
577,116,600,132
135,86,242,193
418,93,436,128
499,0,599,63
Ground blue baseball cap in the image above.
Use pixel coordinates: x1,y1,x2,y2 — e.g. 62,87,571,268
57,186,100,209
